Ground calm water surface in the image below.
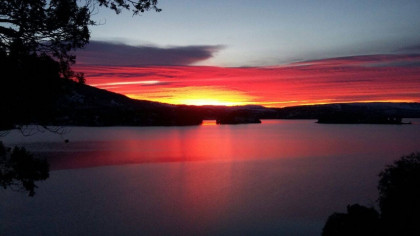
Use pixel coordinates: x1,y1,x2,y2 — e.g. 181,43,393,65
1,119,420,235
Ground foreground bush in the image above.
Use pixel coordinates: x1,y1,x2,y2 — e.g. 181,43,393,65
323,152,420,236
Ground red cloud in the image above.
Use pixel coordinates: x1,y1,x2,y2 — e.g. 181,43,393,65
74,54,420,107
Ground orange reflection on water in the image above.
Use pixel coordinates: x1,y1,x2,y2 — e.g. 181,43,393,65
30,119,420,171
4,120,420,235
175,162,235,233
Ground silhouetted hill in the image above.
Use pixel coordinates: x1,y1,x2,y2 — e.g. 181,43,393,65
52,83,420,126
51,81,203,126
48,83,274,126
8,80,419,127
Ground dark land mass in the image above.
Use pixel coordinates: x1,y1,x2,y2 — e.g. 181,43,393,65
56,82,267,126
197,102,420,122
269,103,420,120
317,114,409,124
3,81,420,128
216,110,261,125
54,84,420,125
52,81,204,126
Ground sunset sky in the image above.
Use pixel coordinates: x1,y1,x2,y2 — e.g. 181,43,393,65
74,0,420,107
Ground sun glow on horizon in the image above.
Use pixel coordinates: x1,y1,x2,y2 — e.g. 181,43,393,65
126,86,254,106
178,98,246,106
76,61,420,108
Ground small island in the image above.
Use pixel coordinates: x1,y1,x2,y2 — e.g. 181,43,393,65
216,111,261,125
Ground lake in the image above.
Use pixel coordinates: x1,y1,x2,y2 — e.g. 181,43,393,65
1,119,420,235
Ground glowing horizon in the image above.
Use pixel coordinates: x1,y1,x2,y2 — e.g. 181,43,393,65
125,86,253,106
75,53,420,108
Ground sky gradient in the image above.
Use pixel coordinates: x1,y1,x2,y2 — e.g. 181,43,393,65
75,0,420,107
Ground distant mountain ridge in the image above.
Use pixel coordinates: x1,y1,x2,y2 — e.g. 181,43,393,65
52,82,202,126
270,102,420,119
43,82,420,126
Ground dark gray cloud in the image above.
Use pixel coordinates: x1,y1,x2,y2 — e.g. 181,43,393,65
396,43,420,53
76,41,223,66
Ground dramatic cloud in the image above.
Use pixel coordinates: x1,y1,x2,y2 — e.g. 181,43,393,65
76,41,223,66
74,53,420,107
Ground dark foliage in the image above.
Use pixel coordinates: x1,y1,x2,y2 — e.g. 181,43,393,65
0,52,64,128
0,0,160,68
0,0,92,80
323,153,420,236
322,204,379,236
0,141,49,196
0,0,160,128
378,152,420,236
97,0,160,14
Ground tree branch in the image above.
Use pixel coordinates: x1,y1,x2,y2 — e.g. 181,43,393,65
0,25,17,38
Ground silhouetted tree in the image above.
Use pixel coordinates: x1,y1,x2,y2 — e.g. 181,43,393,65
97,0,160,14
323,153,420,236
0,0,159,69
0,0,160,129
322,204,379,236
378,152,420,236
0,141,49,196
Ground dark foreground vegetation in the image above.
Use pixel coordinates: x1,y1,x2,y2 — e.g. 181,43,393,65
323,153,420,236
0,0,163,130
0,141,49,197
